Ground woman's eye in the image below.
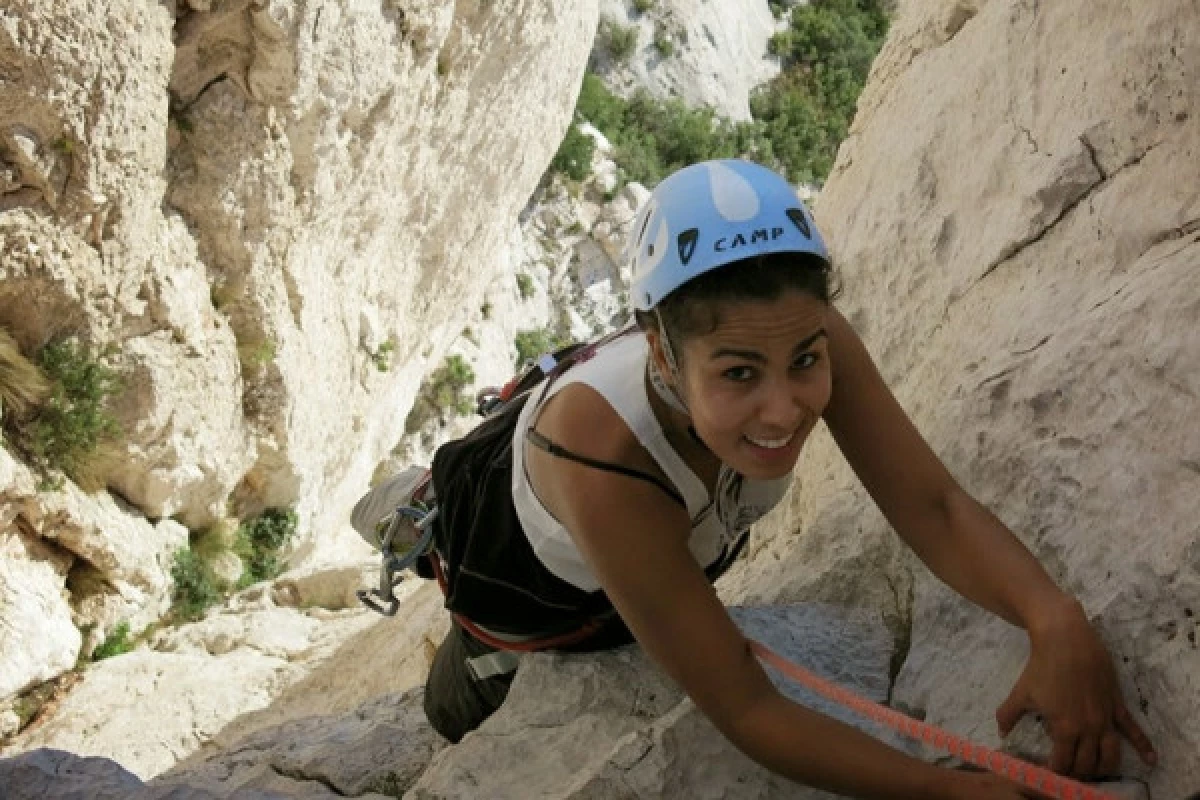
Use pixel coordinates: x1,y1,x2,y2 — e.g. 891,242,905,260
793,352,819,370
723,366,756,382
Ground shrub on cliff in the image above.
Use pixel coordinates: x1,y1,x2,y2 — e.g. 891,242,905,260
235,508,298,587
752,0,889,182
170,548,222,623
514,327,572,369
405,354,477,433
3,337,123,491
92,622,134,661
597,16,638,63
563,0,889,187
549,123,597,182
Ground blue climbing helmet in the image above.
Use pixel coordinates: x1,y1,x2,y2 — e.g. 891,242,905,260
626,159,830,311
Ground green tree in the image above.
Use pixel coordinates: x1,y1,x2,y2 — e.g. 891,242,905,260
170,548,222,623
235,508,298,586
550,124,597,181
25,339,122,489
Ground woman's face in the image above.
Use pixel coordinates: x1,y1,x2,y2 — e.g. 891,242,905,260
660,290,833,480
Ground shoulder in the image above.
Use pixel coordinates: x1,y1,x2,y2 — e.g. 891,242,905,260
526,382,686,535
532,381,661,486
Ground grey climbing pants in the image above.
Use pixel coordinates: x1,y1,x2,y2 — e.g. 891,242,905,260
423,621,516,743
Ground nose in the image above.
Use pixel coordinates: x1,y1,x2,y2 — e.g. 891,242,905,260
758,375,803,431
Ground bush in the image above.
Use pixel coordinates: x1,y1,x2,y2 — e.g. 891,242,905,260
549,124,596,181
237,338,276,374
571,0,888,187
653,31,675,58
569,74,740,187
576,73,627,132
372,338,396,372
514,328,571,368
405,354,477,432
515,272,535,299
597,16,638,63
22,339,122,489
92,621,133,660
632,0,655,12
170,548,222,623
234,508,297,587
749,0,889,182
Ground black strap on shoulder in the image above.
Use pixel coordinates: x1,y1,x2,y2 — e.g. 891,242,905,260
525,428,686,510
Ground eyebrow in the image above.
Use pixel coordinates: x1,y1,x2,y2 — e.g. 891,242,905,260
710,328,828,363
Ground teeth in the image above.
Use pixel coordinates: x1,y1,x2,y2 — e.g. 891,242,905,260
747,433,794,449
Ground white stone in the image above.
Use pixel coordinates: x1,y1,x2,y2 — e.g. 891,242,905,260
729,2,1200,797
149,688,441,798
592,0,781,121
408,605,902,798
0,710,19,739
0,530,79,701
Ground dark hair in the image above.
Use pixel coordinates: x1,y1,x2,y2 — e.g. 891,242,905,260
634,252,838,350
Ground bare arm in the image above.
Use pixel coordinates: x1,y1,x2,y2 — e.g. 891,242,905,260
820,308,1156,775
820,308,1072,629
526,384,998,800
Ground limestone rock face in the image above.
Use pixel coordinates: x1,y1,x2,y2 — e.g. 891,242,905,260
0,527,78,701
408,605,900,799
1,0,599,718
150,688,442,799
0,2,255,531
159,0,601,571
1,581,386,779
393,138,639,466
593,0,781,121
0,447,187,700
727,1,1200,796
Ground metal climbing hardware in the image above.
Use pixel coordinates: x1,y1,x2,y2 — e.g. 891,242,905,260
356,501,438,616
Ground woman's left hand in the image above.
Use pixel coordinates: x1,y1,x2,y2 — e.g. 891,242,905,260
995,597,1158,778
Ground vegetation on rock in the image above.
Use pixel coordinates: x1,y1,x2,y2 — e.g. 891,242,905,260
514,327,572,369
551,0,888,186
170,548,223,623
405,354,477,433
2,337,123,491
234,508,298,587
91,622,134,661
549,124,597,181
596,16,638,64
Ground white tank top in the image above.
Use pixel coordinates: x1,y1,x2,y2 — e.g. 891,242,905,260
511,333,792,592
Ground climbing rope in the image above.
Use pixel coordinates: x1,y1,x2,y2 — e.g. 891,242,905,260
749,640,1121,800
358,498,1122,798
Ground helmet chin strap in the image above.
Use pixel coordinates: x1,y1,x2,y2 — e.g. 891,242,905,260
649,309,690,415
647,355,690,416
648,311,708,449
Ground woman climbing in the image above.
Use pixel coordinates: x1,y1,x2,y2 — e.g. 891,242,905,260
367,160,1157,798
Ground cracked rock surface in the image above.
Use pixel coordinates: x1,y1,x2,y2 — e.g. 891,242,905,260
725,1,1199,797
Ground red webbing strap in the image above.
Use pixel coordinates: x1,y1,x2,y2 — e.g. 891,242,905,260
429,553,605,652
749,640,1121,800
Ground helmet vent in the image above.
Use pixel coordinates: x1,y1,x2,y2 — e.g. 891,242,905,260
786,208,812,239
677,228,699,265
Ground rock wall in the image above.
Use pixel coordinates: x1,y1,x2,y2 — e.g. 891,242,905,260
4,0,1199,797
725,0,1199,796
593,0,780,121
1,0,598,713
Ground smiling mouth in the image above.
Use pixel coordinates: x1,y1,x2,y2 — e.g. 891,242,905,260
744,432,795,450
